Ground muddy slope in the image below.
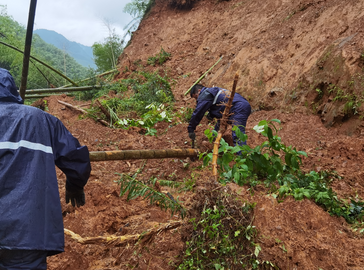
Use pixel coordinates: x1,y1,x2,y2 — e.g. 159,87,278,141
120,0,364,130
46,0,364,269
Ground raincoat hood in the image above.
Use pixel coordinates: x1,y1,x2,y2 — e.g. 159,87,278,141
0,68,23,104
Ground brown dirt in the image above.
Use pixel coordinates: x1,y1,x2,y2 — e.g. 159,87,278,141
44,0,364,269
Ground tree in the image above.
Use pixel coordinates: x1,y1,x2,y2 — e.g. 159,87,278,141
92,29,124,72
123,0,153,40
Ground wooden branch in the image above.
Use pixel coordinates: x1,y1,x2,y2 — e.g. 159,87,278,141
57,100,109,126
212,72,239,180
95,99,111,121
57,100,88,114
64,221,182,246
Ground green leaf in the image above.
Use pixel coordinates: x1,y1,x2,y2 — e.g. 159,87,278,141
254,244,261,257
285,153,292,167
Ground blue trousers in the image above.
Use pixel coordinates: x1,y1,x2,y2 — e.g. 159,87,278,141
214,116,249,147
0,250,47,270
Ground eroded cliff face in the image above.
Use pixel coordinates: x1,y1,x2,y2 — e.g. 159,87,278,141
118,0,364,133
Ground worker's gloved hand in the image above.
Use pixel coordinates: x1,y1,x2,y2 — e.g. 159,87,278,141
189,132,196,140
66,181,85,207
206,113,214,121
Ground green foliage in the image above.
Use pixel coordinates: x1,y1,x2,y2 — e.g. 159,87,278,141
178,192,262,269
114,103,173,135
117,173,186,218
123,0,154,41
202,119,364,224
175,106,194,123
147,47,171,66
277,171,364,223
92,30,124,72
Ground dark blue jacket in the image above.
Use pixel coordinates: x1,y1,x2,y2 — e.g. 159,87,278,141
0,68,91,255
188,87,251,133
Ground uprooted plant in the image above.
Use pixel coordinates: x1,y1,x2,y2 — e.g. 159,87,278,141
82,70,175,134
177,185,276,270
202,119,364,224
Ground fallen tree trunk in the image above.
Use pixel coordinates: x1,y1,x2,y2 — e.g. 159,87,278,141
64,221,182,246
90,148,199,161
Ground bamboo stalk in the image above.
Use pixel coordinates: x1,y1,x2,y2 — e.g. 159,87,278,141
184,56,223,96
89,148,199,161
64,221,182,246
212,72,239,181
0,41,78,86
25,94,72,99
19,0,37,99
25,85,102,95
59,69,118,88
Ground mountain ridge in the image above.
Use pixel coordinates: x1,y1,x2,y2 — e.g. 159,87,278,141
34,29,96,69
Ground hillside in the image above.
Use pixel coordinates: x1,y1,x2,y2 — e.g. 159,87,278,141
34,29,97,69
43,0,364,269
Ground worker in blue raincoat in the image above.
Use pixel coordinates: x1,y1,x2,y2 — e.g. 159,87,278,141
0,68,91,269
188,84,251,147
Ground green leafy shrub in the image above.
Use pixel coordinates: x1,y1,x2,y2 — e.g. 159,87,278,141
202,119,364,223
147,47,171,66
115,103,173,135
178,189,262,269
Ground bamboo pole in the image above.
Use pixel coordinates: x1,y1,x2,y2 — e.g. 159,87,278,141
0,41,78,87
64,221,181,246
89,148,199,161
25,94,72,99
184,56,223,96
19,0,37,100
25,85,102,95
212,72,239,181
59,69,118,88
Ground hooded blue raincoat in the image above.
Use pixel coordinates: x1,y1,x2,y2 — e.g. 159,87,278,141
0,68,91,256
188,87,251,146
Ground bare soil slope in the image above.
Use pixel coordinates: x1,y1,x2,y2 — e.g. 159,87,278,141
46,0,364,269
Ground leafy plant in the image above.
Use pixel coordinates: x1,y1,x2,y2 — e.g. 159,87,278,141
203,119,306,186
147,47,171,66
178,189,265,270
117,174,186,218
202,119,364,224
115,103,172,135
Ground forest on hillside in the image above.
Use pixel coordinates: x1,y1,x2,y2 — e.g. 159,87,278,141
0,5,89,90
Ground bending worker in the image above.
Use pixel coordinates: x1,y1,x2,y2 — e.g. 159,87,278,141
188,84,251,146
0,68,91,269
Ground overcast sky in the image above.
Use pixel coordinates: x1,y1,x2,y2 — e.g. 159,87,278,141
1,0,134,46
